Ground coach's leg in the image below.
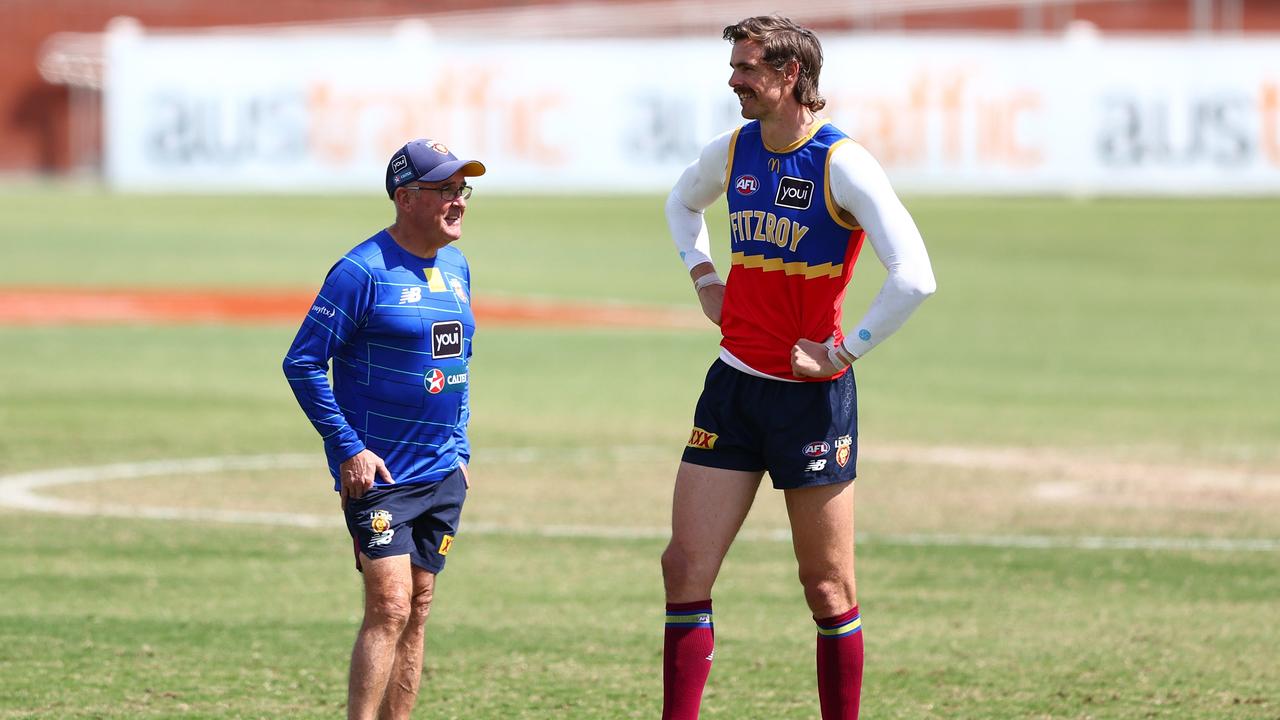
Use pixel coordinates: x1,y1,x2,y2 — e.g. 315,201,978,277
786,480,861,720
376,565,436,720
348,554,413,720
661,462,763,720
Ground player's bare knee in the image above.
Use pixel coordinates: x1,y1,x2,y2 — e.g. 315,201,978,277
365,594,413,630
798,571,855,614
408,586,434,619
662,543,712,596
661,544,688,582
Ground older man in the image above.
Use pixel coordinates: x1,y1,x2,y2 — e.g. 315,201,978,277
283,138,484,720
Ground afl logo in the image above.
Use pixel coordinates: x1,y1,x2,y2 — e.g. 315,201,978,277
426,368,446,394
802,441,831,458
734,175,760,196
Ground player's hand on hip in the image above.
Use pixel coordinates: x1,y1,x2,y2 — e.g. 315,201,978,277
696,283,725,326
339,449,395,508
792,338,840,378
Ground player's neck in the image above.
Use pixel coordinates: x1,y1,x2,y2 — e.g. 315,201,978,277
759,104,818,151
387,222,443,259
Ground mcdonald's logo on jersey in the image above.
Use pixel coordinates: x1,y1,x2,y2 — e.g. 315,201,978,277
768,157,781,173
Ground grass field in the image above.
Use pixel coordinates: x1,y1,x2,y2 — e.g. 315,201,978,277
1,188,1278,718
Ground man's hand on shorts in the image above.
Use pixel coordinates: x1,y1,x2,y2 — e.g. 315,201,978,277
339,449,394,508
696,283,725,326
792,338,841,378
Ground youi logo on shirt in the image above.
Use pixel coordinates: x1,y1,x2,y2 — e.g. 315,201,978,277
775,176,814,210
431,320,463,359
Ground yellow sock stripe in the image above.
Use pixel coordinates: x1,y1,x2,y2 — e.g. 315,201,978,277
816,616,862,637
731,252,844,279
666,612,713,626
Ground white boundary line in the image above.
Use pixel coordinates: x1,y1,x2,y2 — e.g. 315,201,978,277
1,453,1277,553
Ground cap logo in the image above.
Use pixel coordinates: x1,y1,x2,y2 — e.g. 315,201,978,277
391,154,408,173
427,141,450,155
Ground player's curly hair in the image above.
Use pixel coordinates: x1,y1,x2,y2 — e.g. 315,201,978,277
722,15,826,112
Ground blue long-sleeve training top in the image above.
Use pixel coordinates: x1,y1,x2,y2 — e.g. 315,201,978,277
283,230,474,490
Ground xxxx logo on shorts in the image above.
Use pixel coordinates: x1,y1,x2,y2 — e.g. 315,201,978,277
438,534,454,556
834,435,853,468
687,427,718,450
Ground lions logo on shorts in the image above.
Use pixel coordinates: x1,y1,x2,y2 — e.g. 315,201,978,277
834,435,853,468
368,509,395,547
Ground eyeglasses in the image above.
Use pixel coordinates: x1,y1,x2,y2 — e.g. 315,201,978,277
404,184,473,201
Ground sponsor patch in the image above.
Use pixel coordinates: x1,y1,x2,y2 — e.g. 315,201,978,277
803,441,831,458
805,458,828,472
734,174,760,195
775,176,814,210
391,155,408,173
858,328,872,342
431,320,463,359
426,140,450,155
310,304,335,318
768,157,780,173
687,427,718,450
425,368,446,395
399,287,422,305
425,361,468,395
438,534,454,556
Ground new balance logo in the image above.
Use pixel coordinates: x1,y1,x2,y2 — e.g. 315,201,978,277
805,459,827,472
399,287,422,304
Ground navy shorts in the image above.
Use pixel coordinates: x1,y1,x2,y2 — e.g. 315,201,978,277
343,467,467,574
681,360,858,490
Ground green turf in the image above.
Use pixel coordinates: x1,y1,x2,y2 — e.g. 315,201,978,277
1,190,1278,718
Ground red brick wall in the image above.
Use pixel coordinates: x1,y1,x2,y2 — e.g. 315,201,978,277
0,0,583,172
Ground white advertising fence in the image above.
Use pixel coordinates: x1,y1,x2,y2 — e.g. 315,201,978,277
103,27,1280,195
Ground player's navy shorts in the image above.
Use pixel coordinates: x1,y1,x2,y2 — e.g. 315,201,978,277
681,359,858,490
342,467,466,574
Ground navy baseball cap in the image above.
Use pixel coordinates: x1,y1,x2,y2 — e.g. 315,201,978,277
385,139,486,198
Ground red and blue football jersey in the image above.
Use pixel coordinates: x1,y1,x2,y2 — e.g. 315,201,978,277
721,120,866,380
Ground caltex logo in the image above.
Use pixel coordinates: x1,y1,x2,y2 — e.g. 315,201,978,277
426,369,446,394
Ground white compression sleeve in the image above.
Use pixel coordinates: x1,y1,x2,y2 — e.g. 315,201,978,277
828,141,937,358
666,130,733,272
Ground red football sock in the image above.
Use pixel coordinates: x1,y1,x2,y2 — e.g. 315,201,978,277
815,606,864,719
662,599,715,720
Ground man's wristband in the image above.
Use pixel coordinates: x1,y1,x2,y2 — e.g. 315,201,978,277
827,342,858,369
693,272,725,291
